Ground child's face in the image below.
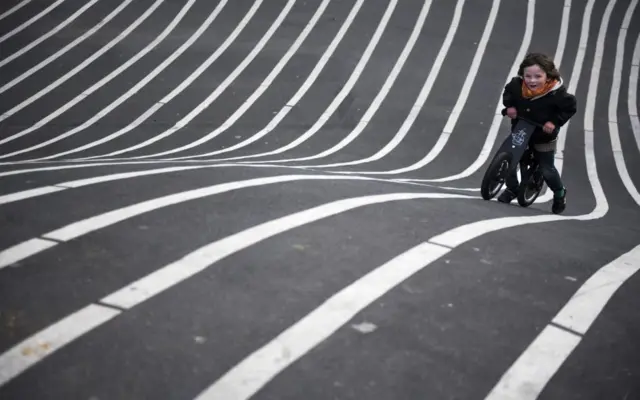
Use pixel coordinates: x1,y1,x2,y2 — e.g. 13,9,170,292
523,64,548,90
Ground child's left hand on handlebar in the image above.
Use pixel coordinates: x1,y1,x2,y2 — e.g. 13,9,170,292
543,121,555,133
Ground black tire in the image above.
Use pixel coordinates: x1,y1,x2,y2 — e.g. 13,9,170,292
517,168,544,207
481,152,511,200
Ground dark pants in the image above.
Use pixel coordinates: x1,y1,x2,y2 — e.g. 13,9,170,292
506,148,564,194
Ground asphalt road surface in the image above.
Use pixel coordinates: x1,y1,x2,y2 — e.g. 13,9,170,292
1,0,640,399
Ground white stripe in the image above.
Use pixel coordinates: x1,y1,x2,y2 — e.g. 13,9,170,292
0,238,57,269
22,0,261,161
0,161,454,206
629,33,640,158
0,175,384,270
553,245,640,334
0,0,134,93
0,0,32,22
283,0,466,169
0,0,99,69
100,195,467,309
79,0,296,159
608,0,640,206
194,242,451,399
0,0,168,145
0,304,120,385
281,0,506,174
410,0,534,180
487,244,640,399
0,192,475,387
0,186,66,205
143,0,368,161
0,0,65,44
535,0,573,203
221,0,434,164
172,0,400,163
194,0,611,395
484,325,581,400
114,0,334,160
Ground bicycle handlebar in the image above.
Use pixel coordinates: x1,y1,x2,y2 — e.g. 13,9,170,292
500,108,545,129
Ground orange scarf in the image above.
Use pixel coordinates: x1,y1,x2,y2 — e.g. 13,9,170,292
522,79,558,99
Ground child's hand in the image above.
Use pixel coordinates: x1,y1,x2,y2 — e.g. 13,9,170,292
506,107,517,119
543,121,556,133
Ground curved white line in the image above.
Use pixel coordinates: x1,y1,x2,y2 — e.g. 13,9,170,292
0,158,468,205
259,0,466,169
629,31,640,156
0,170,456,269
608,0,640,206
110,0,367,162
74,0,297,160
8,0,243,160
174,0,434,164
0,0,32,22
316,0,568,173
408,0,585,186
209,0,503,171
0,0,623,396
486,243,640,400
120,0,400,163
0,0,99,70
37,0,331,161
0,0,65,44
0,189,477,386
215,0,504,169
0,0,132,91
97,0,336,160
0,0,175,147
335,0,530,177
193,0,614,397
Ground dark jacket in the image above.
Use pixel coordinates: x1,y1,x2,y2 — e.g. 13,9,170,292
501,76,577,144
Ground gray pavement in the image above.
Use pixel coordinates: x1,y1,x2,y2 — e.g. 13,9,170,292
1,0,639,399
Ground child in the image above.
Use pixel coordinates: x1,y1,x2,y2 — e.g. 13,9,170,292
498,52,577,214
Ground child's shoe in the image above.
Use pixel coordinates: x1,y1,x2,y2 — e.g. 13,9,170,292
552,187,567,214
498,188,517,203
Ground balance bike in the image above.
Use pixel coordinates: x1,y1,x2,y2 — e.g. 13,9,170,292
480,116,545,206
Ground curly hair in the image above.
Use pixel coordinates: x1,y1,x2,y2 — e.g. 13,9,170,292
518,52,561,80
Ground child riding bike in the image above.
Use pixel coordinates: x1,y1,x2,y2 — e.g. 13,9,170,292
498,52,577,214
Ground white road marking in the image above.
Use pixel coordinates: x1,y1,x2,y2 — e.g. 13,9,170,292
0,173,446,270
329,0,508,175
161,0,400,163
0,0,65,44
0,304,120,385
0,238,58,269
22,0,267,161
0,0,173,146
629,31,640,154
213,0,434,164
486,244,640,400
0,0,98,69
0,192,476,386
0,0,632,398
202,0,494,167
192,0,613,396
283,0,467,169
110,0,335,160
0,0,32,22
194,242,451,400
0,0,135,93
608,0,640,206
125,0,367,161
0,185,67,205
393,0,535,179
77,0,296,159
484,324,582,400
